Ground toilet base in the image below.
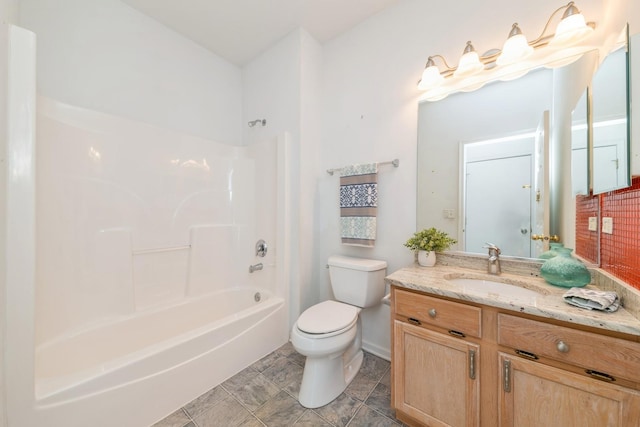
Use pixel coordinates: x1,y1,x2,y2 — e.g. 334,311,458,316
297,319,364,409
298,347,363,409
343,348,364,386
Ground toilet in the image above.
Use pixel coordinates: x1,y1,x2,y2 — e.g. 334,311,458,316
291,255,387,408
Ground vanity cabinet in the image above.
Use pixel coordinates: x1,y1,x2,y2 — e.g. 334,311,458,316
393,321,480,427
391,286,640,427
392,289,482,426
498,353,640,426
497,314,640,426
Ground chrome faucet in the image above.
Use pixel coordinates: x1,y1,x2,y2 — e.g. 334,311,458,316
484,243,501,275
249,263,263,273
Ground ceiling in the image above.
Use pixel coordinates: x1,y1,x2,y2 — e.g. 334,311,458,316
122,0,401,66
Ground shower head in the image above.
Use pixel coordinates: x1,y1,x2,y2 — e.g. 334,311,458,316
248,119,266,127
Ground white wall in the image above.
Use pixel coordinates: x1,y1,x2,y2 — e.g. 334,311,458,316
298,31,323,315
18,0,242,143
242,28,323,327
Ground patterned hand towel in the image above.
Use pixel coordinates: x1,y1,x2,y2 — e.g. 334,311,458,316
563,287,620,312
340,163,378,247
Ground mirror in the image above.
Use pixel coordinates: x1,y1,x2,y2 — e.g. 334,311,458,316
591,33,630,194
416,29,636,260
417,50,601,259
571,87,589,196
417,68,553,258
632,33,640,175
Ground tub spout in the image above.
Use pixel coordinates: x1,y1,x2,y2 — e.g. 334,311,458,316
249,263,263,273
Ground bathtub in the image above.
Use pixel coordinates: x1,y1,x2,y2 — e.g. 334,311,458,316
32,288,288,427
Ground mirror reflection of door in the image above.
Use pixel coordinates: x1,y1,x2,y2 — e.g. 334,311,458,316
463,133,536,258
571,88,589,196
533,111,550,257
593,121,627,193
591,38,630,194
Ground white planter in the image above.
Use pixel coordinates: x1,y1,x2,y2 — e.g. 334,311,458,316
417,250,436,267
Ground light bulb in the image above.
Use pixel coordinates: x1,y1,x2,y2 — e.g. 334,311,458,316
418,60,444,90
497,24,533,66
551,7,593,46
453,41,484,78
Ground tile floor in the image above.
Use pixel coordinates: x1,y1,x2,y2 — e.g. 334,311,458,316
152,342,404,427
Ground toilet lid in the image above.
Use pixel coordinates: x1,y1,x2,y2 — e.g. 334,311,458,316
297,300,359,334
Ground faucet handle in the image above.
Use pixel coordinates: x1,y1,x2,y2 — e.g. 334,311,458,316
483,242,501,254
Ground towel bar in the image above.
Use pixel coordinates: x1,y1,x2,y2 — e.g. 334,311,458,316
326,158,399,176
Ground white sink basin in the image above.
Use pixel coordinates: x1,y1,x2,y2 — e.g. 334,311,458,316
446,277,542,303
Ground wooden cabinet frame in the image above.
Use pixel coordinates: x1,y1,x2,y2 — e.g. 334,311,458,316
391,286,640,427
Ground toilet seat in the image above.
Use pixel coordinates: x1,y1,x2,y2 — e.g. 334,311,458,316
297,301,359,335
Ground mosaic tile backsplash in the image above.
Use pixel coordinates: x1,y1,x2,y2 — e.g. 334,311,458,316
576,177,640,290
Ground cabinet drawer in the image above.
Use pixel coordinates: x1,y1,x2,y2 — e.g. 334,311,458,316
498,314,640,383
394,288,482,338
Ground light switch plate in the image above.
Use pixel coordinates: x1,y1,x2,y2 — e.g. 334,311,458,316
443,209,455,219
588,217,597,231
602,217,613,234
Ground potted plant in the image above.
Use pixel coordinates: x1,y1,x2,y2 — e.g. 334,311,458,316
404,227,457,267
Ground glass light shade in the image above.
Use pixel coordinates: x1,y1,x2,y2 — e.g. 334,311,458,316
551,13,593,46
453,50,483,78
497,34,533,66
417,64,444,90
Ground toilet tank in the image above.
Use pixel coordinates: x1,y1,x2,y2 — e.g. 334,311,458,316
327,255,387,308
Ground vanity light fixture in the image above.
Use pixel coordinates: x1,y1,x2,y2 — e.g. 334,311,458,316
417,1,594,99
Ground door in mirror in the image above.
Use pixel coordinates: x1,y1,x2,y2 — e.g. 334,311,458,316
571,88,589,195
592,30,630,194
631,32,640,175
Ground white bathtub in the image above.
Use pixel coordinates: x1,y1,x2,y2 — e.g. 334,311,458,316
32,288,288,427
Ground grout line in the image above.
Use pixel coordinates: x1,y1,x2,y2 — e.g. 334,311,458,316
179,406,198,427
344,403,365,427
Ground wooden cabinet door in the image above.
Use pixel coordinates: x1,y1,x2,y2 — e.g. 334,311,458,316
499,353,640,427
393,320,480,427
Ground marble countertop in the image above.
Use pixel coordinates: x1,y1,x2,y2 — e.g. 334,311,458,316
386,263,640,337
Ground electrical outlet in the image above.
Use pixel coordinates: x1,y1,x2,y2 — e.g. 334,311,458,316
443,209,455,219
588,217,597,231
602,217,613,234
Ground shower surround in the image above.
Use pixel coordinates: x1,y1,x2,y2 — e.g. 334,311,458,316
6,25,291,427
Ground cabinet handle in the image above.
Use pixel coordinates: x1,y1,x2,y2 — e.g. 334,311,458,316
514,349,539,360
556,340,570,353
407,317,422,326
448,330,466,338
503,360,511,393
469,349,476,380
586,369,616,382
428,308,437,318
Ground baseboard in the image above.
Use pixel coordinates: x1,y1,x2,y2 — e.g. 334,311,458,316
362,340,390,361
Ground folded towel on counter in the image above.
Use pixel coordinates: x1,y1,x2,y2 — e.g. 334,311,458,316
339,163,378,247
563,287,620,312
